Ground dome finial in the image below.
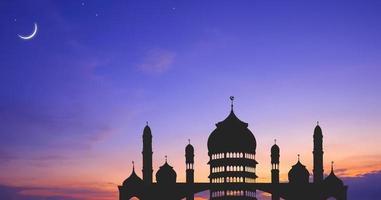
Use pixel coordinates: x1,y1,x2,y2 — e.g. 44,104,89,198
274,139,277,144
146,121,149,126
188,139,190,144
331,161,334,172
230,96,235,111
165,155,168,163
132,161,135,172
317,121,319,125
297,154,300,162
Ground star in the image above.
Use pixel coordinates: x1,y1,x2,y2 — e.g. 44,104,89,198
81,2,85,6
95,13,99,17
172,7,176,10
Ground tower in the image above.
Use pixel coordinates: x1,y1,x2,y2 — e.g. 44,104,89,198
271,139,280,200
185,139,194,184
207,97,258,200
313,122,324,183
142,122,153,184
185,140,194,200
271,139,280,184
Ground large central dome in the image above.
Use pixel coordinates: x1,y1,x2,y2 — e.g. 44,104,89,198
207,104,258,199
208,110,257,154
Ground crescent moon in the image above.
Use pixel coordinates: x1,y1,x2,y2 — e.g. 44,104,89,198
18,23,38,40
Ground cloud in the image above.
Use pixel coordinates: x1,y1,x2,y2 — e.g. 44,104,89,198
0,149,18,164
335,154,381,177
343,170,381,200
0,185,78,200
89,126,115,143
0,183,117,200
138,48,176,74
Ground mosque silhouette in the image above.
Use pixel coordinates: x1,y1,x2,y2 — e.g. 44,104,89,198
119,97,348,200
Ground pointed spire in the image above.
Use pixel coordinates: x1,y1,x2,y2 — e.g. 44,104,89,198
274,139,277,144
297,154,300,162
314,121,323,137
331,161,334,172
230,96,235,111
165,155,168,163
188,139,191,144
132,161,135,172
143,122,152,136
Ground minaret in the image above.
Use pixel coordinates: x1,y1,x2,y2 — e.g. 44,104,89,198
185,139,194,183
271,139,280,184
271,139,280,200
313,121,324,183
185,139,194,200
142,122,153,184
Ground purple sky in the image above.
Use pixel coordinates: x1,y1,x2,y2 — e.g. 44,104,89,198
0,0,381,199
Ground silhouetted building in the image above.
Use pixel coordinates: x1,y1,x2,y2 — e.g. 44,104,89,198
288,155,310,184
271,140,280,200
271,140,280,184
120,163,145,200
207,97,258,199
313,123,324,183
185,140,194,200
156,158,177,184
118,97,348,200
142,123,153,184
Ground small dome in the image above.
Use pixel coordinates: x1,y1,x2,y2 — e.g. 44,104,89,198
324,171,343,186
143,124,152,137
314,123,323,138
324,163,343,186
156,161,177,184
123,168,143,187
186,144,194,155
271,144,280,155
271,142,280,164
288,158,310,184
207,110,256,154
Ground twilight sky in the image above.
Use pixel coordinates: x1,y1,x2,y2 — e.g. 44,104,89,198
0,0,381,199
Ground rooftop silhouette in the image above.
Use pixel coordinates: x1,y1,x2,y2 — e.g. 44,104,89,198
119,97,348,200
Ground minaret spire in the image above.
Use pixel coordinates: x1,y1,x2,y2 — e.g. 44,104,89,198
185,139,195,200
297,154,300,162
331,161,334,172
132,161,135,171
313,123,324,183
142,123,153,183
271,140,280,199
230,96,235,111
